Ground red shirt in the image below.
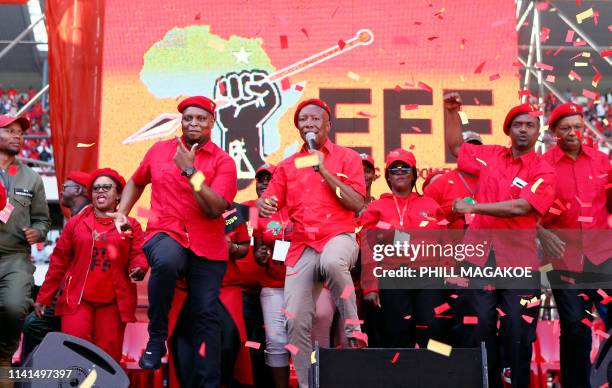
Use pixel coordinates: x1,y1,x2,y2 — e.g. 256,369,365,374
0,180,6,210
82,217,116,303
235,200,265,292
131,138,237,261
263,139,366,267
224,222,250,287
458,143,556,267
542,145,612,270
253,208,293,288
423,168,478,229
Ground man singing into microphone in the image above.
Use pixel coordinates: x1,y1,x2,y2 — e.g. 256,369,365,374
257,99,366,388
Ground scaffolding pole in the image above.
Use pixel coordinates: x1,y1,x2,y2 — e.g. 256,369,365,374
0,15,45,63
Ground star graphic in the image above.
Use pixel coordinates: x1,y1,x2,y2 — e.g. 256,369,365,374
232,47,252,64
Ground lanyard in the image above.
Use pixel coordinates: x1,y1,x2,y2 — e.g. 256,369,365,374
279,214,290,241
457,171,478,198
392,195,409,228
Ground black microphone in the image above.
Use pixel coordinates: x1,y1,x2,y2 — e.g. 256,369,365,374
305,132,319,172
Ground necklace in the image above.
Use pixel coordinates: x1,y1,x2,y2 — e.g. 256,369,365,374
93,211,114,225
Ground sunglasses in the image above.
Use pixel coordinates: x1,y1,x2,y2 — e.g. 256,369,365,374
62,184,81,190
92,183,115,193
388,167,413,175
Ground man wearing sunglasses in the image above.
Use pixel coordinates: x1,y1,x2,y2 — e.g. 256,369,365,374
0,115,51,370
256,98,366,388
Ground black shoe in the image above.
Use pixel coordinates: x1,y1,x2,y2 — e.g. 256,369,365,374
138,343,166,370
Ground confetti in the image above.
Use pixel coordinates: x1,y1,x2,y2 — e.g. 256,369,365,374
568,70,582,81
575,8,593,24
311,350,316,364
285,344,299,355
419,220,429,228
601,49,612,58
294,155,319,169
527,299,541,308
8,165,18,176
581,318,593,327
376,221,392,230
553,47,564,56
522,315,534,324
351,330,369,344
335,187,343,199
548,207,562,216
458,111,469,125
577,216,593,223
437,219,450,226
346,319,364,325
530,177,544,193
460,38,467,49
300,28,309,39
403,315,412,320
489,73,500,81
434,303,451,315
357,111,376,118
427,36,439,41
417,82,432,92
338,40,346,50
573,40,586,47
190,171,205,190
565,30,575,42
391,352,400,364
404,104,419,111
535,62,553,71
596,330,610,339
592,73,602,87
295,84,304,92
598,289,609,299
280,35,288,49
475,157,487,166
222,207,237,218
281,308,295,319
78,369,97,388
427,339,452,357
411,126,422,133
281,77,291,91
546,75,556,83
340,285,355,300
474,61,486,74
575,62,588,67
199,341,206,357
496,307,506,317
347,71,361,81
245,341,261,349
583,89,597,100
77,143,95,148
463,316,479,324
578,293,590,300
602,297,612,305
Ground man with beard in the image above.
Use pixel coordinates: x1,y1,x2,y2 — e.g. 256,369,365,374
0,115,50,372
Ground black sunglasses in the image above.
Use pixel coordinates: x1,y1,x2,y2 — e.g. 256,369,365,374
388,167,413,175
92,183,115,193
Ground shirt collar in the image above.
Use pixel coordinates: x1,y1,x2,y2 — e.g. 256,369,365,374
178,137,214,154
550,144,593,163
299,137,334,154
505,146,537,165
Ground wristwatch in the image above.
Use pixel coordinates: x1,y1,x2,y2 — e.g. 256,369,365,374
181,166,196,177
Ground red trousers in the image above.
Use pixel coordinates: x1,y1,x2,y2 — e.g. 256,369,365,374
61,300,126,362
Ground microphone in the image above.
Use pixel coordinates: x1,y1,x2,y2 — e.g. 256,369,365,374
305,132,319,172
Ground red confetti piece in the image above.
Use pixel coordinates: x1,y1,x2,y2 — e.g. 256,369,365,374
540,27,550,42
394,85,403,92
546,75,555,83
601,49,612,58
535,62,554,71
553,47,564,56
474,97,480,105
460,38,467,48
376,221,392,230
8,165,18,176
496,307,506,317
280,35,288,49
221,207,237,218
522,315,534,324
415,325,429,329
581,318,592,328
300,28,309,39
356,111,376,118
463,316,479,325
427,36,439,41
411,126,422,133
489,73,500,81
340,285,355,300
346,319,364,325
602,297,612,305
403,315,412,320
391,352,400,364
404,104,419,111
414,21,422,25
434,302,451,315
578,216,593,223
284,344,299,355
281,308,294,319
199,342,206,357
286,271,299,277
573,40,587,47
592,73,602,87
527,299,541,308
194,13,201,21
338,40,346,50
281,78,291,91
474,61,486,74
578,293,590,300
598,289,609,299
536,0,550,10
295,84,304,92
596,330,610,339
565,30,575,43
548,208,562,215
409,144,415,150
437,219,450,226
417,81,432,92
245,341,261,349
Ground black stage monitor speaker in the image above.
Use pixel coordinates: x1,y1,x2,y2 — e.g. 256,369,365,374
16,332,129,388
311,343,488,388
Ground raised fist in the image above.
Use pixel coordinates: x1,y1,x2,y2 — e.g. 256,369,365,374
214,70,281,188
443,92,463,113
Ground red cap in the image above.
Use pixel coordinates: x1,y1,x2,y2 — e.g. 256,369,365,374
66,171,92,188
255,163,276,178
360,153,375,169
503,103,540,135
0,115,30,132
547,102,583,128
385,148,417,169
88,168,126,195
293,98,331,128
177,96,217,117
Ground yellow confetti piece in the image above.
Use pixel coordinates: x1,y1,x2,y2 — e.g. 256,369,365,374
427,339,452,357
574,62,588,67
520,298,528,306
79,369,97,388
576,8,593,24
336,172,348,178
459,75,465,82
335,187,343,199
190,171,205,190
582,52,591,58
311,350,317,364
77,143,95,148
539,263,553,273
294,155,319,169
475,157,487,166
419,220,429,228
354,226,363,234
458,111,469,125
347,71,361,81
530,177,544,194
208,39,225,51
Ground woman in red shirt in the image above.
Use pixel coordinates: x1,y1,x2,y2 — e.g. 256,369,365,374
360,149,451,348
35,168,148,361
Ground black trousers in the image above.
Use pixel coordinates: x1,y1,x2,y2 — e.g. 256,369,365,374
20,294,60,362
144,233,227,388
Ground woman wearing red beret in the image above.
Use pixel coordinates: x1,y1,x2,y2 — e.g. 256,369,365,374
35,168,148,361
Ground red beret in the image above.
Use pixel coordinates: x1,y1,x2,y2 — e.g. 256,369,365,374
547,102,583,128
360,153,375,169
177,96,216,117
255,163,276,178
66,171,92,188
385,148,417,169
88,168,126,195
503,103,540,135
0,115,30,132
293,98,331,128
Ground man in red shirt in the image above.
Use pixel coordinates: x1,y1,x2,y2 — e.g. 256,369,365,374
257,98,366,388
112,96,237,387
537,102,612,387
444,93,556,388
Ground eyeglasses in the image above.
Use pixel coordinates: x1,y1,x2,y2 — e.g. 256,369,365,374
91,184,115,193
388,167,413,175
62,184,81,191
556,125,585,133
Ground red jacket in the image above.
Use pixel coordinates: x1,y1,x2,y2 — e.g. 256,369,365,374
37,206,148,322
0,180,5,210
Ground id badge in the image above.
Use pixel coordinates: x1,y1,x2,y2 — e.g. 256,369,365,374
0,203,14,224
393,230,410,245
272,240,291,262
512,177,527,188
